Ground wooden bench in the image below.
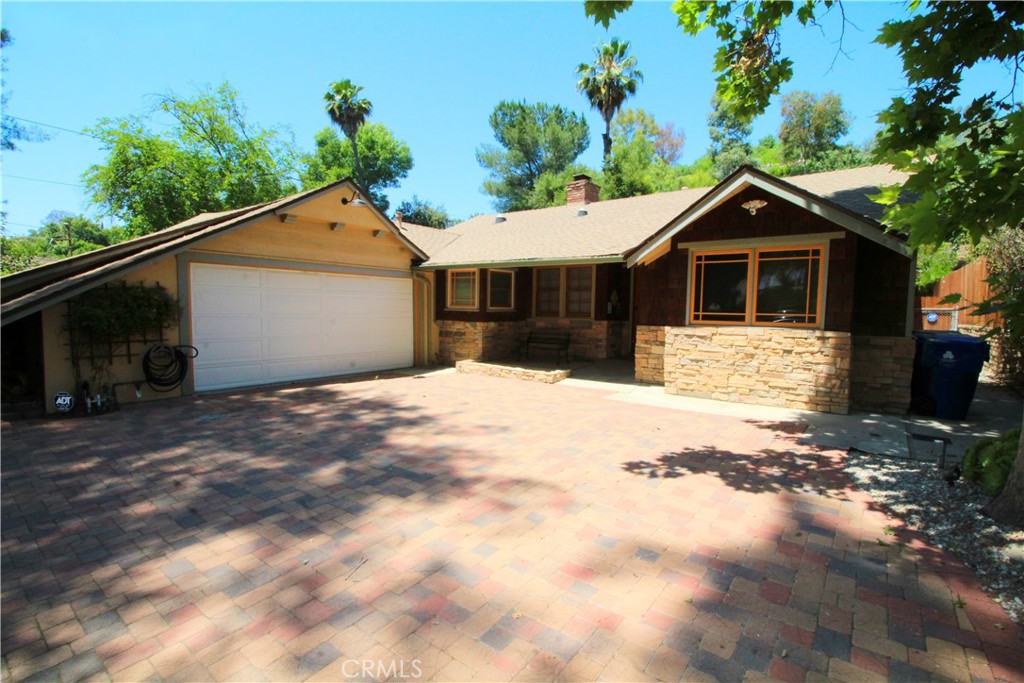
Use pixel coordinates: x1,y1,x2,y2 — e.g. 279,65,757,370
519,331,571,366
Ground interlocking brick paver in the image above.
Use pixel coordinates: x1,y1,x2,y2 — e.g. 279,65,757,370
2,371,1021,682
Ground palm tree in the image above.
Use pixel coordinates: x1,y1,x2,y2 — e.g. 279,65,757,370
576,39,643,162
323,79,373,189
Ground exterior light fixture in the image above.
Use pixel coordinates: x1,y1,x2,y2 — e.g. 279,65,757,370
741,199,768,215
341,191,369,207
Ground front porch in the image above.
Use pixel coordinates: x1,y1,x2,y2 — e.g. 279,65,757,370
436,318,631,366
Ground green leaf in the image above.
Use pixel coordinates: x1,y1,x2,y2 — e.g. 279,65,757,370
584,0,634,29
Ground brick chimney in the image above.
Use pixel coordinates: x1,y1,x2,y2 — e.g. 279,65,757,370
566,174,601,204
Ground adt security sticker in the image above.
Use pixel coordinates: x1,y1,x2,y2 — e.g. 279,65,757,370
54,392,74,413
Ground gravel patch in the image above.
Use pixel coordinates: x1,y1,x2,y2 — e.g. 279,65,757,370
844,450,1024,625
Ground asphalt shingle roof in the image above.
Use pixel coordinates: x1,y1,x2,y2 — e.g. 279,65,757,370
415,164,909,268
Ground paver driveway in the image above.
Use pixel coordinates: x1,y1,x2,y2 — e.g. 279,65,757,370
2,371,1021,682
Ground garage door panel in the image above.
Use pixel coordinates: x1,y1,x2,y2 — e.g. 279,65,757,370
264,291,324,315
263,336,324,360
192,264,261,288
191,263,412,391
194,339,264,364
192,315,263,340
262,315,322,338
193,290,261,318
197,363,265,389
263,269,322,290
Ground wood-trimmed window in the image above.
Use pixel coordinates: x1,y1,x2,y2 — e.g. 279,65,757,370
565,266,593,318
754,247,823,326
487,269,515,310
535,268,561,317
533,265,594,318
690,246,824,327
447,269,478,309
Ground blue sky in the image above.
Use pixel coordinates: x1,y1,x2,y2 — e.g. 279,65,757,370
0,1,1011,236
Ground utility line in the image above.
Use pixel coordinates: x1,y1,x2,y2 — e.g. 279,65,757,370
4,174,85,188
5,115,101,140
4,220,42,230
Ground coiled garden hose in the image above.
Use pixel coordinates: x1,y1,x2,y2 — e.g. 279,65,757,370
142,344,199,392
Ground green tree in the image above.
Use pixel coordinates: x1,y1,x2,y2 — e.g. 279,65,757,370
586,0,1024,524
396,196,453,229
300,125,412,212
524,165,598,209
84,83,297,237
0,226,38,275
678,156,719,188
576,38,644,161
1,29,48,152
915,241,966,288
601,108,686,199
707,95,754,180
28,212,125,258
654,121,685,164
323,79,373,191
476,101,591,212
778,91,851,171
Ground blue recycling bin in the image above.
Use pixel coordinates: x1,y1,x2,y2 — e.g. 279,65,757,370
911,331,990,419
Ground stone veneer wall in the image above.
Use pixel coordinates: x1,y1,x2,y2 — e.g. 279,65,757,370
634,326,667,384
527,319,627,361
662,326,853,413
850,336,915,414
438,318,628,364
455,360,570,384
437,320,526,364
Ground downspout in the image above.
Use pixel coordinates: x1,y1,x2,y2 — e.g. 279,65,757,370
414,271,434,365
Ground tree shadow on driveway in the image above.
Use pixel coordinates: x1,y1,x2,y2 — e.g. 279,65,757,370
618,427,1023,682
0,378,550,680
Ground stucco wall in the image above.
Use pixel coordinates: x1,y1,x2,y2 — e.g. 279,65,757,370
661,326,853,413
41,256,182,412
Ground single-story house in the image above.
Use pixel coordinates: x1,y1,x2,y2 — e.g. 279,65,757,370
410,164,915,415
1,164,915,416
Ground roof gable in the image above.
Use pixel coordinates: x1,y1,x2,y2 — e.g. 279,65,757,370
1,179,425,324
626,165,911,267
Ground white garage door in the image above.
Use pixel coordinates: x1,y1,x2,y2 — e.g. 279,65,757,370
190,263,413,391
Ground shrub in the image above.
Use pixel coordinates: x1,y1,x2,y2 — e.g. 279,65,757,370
962,429,1020,496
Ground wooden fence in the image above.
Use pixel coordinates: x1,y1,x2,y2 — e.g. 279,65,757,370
914,256,1002,331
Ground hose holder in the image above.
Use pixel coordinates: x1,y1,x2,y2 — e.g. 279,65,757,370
142,344,199,393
